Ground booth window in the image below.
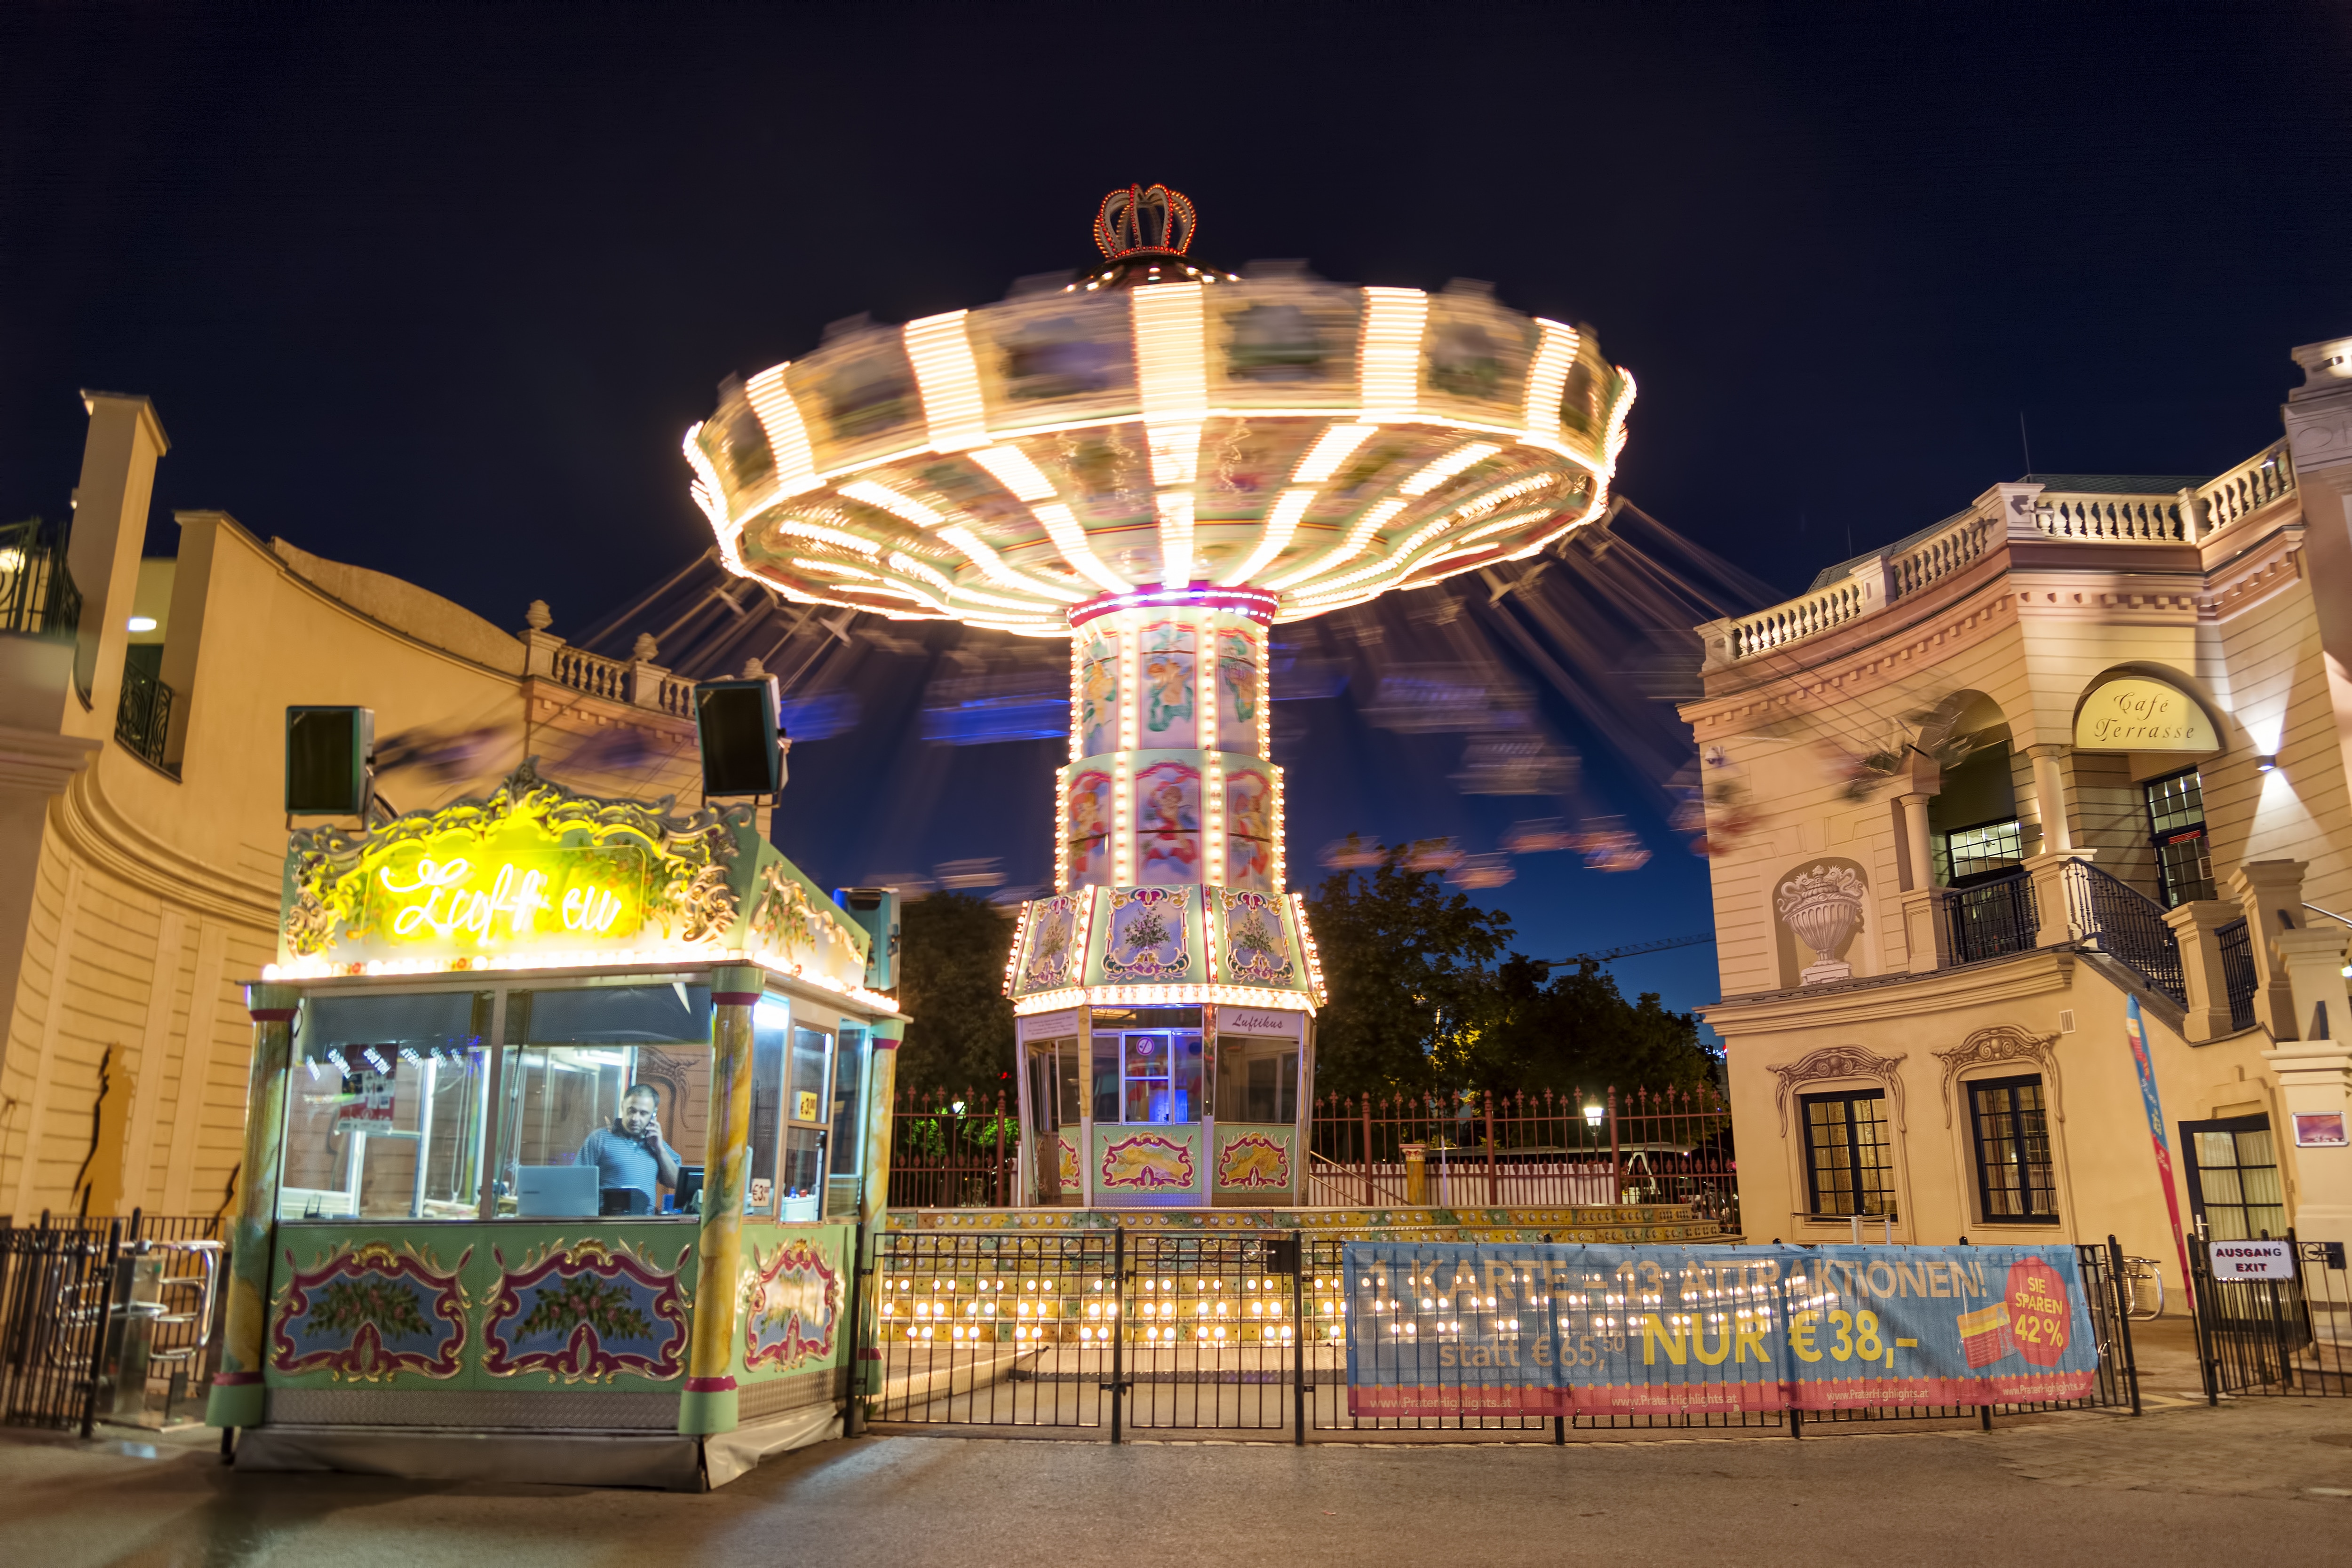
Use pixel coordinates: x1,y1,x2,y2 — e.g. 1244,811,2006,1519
1800,1089,1896,1218
1215,1034,1298,1125
830,1025,869,1180
280,990,492,1222
2145,768,2215,906
2180,1115,2286,1240
1096,1031,1202,1124
497,982,712,1220
776,1025,833,1220
1966,1074,2059,1223
746,1000,788,1215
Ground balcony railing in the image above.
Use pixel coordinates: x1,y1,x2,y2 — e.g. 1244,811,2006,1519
1946,872,2038,966
2064,859,2186,1006
2217,916,2258,1032
0,518,82,640
1704,437,2300,668
115,661,175,771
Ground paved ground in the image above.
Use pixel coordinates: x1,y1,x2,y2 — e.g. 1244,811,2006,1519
2,1390,2347,1568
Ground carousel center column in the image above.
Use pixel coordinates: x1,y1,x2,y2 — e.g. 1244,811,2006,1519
680,965,761,1436
206,982,299,1429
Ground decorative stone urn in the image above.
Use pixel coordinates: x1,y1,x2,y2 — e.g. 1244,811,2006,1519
1777,862,1865,984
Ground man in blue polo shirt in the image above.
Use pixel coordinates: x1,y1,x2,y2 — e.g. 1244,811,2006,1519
577,1085,682,1213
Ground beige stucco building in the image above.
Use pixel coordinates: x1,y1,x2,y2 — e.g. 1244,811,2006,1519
1686,337,2352,1297
0,393,763,1224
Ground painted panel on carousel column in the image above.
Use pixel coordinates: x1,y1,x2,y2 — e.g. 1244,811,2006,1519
1139,622,1198,750
1216,628,1262,753
740,1229,842,1375
1065,769,1113,888
1078,630,1119,759
1214,888,1302,990
1223,767,1275,891
1014,890,1093,997
1097,1124,1201,1195
1096,887,1202,985
1213,1125,1296,1194
1134,760,1201,884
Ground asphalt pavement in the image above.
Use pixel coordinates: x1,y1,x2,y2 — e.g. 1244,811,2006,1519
2,1389,2347,1568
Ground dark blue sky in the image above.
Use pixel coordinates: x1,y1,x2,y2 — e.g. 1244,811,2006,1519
7,1,2348,1019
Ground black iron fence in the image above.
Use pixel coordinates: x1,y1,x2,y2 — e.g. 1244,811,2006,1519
2216,917,2257,1031
862,1229,2140,1442
114,660,175,771
2188,1231,2349,1401
2065,859,2186,1006
0,517,82,639
0,1212,225,1435
1947,872,2037,966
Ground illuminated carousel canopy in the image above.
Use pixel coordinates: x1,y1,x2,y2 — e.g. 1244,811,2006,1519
683,184,1636,635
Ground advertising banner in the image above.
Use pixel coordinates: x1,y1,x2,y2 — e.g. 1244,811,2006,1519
1343,1241,2099,1418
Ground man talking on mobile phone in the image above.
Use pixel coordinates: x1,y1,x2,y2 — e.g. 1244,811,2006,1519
578,1085,682,1213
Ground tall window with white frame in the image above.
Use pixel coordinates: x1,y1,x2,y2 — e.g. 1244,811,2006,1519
1800,1089,1897,1218
1966,1074,2059,1225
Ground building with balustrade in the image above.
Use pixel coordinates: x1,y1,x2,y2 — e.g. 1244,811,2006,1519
1687,336,2352,1294
0,393,754,1223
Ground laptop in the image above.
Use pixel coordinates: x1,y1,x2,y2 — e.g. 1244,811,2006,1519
516,1164,598,1219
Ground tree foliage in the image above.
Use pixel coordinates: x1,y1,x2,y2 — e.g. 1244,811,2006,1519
1304,844,1513,1095
1306,842,1716,1097
893,893,1017,1099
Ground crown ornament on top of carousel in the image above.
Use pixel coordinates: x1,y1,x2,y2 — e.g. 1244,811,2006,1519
681,186,1636,1014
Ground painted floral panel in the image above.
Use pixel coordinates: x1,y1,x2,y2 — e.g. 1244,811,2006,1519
270,1242,469,1383
1018,893,1085,993
1218,889,1298,987
1100,887,1192,982
481,1239,691,1384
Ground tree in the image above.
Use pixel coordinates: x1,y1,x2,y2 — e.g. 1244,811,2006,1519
1470,955,1719,1098
893,894,1017,1099
1304,842,1514,1095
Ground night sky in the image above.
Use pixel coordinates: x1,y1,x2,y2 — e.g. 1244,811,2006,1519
7,3,2349,1018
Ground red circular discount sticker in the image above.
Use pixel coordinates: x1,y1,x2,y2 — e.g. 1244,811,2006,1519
2002,1257,2072,1366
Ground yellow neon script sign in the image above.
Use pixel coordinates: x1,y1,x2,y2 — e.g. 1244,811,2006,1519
367,842,647,953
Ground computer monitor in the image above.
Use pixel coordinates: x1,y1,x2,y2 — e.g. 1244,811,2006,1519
516,1165,598,1219
673,1165,704,1213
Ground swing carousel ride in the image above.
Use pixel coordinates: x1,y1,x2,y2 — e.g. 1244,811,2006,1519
672,186,1642,1206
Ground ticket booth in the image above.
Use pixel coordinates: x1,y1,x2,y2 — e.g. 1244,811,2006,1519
207,764,904,1489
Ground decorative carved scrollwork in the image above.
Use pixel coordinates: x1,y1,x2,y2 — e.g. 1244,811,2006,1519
1767,1044,1908,1136
1932,1025,2062,1127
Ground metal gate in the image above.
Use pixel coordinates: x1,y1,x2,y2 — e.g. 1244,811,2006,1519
0,1219,122,1433
863,1229,2140,1441
2188,1231,2349,1400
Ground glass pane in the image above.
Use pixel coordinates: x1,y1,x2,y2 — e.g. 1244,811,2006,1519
1091,1032,1120,1122
281,991,491,1221
1055,1042,1083,1126
497,987,711,1219
1173,1034,1202,1124
1123,1033,1170,1122
2195,1131,2238,1168
781,1125,826,1216
1215,1035,1295,1123
789,1027,832,1126
831,1027,868,1176
746,1004,787,1214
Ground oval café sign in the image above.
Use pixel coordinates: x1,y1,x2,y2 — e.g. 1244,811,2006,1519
2073,677,2217,753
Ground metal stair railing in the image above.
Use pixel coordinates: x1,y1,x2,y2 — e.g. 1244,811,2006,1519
2064,859,2186,1006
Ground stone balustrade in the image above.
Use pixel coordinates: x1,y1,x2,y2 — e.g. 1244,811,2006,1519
1699,436,2299,670
520,605,690,714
